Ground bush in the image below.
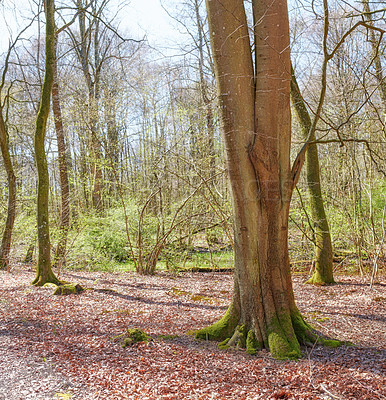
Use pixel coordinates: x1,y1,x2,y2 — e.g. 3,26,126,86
66,206,136,269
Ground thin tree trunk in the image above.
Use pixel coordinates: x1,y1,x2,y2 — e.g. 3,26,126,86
52,33,70,269
90,99,102,211
0,111,16,270
290,67,334,284
361,0,386,109
73,0,103,211
105,89,119,200
194,0,216,179
32,0,61,286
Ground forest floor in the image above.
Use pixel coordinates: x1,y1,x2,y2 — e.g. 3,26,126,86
0,267,385,400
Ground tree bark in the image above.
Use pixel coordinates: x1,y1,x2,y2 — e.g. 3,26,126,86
31,0,61,286
0,111,16,270
52,33,70,269
195,0,336,359
290,67,334,285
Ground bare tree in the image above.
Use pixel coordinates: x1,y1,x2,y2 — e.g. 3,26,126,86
52,31,70,269
32,0,61,286
0,91,16,270
290,66,334,284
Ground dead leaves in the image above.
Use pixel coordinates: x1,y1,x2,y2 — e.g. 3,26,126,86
0,270,385,399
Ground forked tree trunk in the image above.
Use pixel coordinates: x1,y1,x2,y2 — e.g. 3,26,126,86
0,111,16,270
290,68,334,285
32,0,61,286
52,34,70,269
195,0,337,359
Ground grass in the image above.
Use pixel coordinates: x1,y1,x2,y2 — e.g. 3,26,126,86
63,245,378,276
179,250,234,271
64,249,235,274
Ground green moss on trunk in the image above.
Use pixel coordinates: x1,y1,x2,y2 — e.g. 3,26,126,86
246,330,262,355
266,313,302,360
194,304,239,341
0,111,16,270
291,66,334,286
32,271,62,287
32,0,60,287
194,306,344,360
306,271,335,285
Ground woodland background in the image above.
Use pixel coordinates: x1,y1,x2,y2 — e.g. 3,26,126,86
0,0,385,278
0,1,385,398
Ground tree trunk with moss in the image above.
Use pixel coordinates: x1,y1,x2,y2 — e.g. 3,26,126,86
290,68,334,285
52,33,70,269
0,111,16,270
195,0,340,359
32,0,61,286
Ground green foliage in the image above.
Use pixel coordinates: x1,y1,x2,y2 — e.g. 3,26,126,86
178,249,234,272
13,213,37,249
289,179,386,275
84,209,132,261
66,206,136,270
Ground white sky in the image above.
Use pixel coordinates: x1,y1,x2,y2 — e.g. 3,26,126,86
0,0,184,54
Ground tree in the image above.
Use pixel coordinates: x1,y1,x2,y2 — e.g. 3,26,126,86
0,99,16,270
361,0,386,110
194,0,337,359
66,0,122,211
52,31,70,269
290,67,334,285
32,0,61,286
0,20,35,270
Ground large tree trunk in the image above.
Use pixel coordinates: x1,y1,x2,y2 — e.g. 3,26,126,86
290,68,334,285
52,33,70,269
32,0,61,286
195,0,332,359
0,111,16,270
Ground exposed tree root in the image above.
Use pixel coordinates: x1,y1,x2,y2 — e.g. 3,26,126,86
31,272,62,287
194,306,343,360
306,272,335,285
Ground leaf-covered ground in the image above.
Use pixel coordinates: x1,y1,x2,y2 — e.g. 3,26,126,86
0,268,385,400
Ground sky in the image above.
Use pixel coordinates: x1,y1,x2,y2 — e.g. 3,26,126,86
0,0,184,54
